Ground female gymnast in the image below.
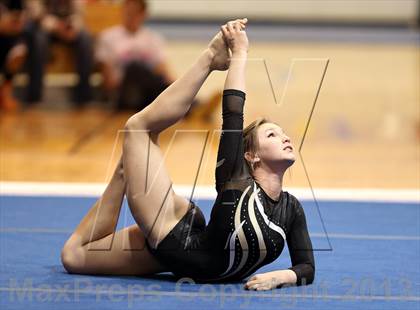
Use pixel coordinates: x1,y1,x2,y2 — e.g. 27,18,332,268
61,18,315,291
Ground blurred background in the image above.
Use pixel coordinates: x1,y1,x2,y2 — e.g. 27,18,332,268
1,0,419,190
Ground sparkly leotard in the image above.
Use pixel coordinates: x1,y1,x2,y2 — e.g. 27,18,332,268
147,89,315,285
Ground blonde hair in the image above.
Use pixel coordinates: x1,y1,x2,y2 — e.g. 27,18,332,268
243,117,270,172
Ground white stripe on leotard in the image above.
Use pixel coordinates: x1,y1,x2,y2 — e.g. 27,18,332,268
253,183,287,241
244,190,267,274
220,219,245,276
219,186,251,277
216,158,226,168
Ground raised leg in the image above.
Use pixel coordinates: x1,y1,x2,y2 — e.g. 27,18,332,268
122,30,232,248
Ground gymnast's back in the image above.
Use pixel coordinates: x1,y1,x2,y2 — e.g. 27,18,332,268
146,90,315,284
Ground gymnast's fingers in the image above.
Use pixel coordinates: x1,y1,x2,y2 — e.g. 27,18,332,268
227,21,235,34
232,21,241,32
221,25,229,39
232,19,246,30
244,279,259,289
230,18,248,25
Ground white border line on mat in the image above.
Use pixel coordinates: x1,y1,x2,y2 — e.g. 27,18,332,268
0,182,419,203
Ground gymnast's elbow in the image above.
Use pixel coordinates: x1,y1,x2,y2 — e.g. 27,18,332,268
299,263,315,286
291,262,315,286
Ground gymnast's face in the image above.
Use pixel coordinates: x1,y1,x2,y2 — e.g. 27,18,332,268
255,123,296,169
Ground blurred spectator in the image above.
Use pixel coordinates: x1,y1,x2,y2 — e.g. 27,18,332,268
96,0,172,110
24,0,93,105
0,0,26,111
96,0,220,118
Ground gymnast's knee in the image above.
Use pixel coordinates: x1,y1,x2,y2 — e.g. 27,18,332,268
60,244,84,274
124,113,149,132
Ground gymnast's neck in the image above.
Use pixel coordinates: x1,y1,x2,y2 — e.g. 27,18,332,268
252,164,287,202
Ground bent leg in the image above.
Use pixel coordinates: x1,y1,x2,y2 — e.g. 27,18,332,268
64,158,126,248
61,159,166,275
62,224,166,275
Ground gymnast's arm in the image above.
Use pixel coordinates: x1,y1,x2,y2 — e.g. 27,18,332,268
286,200,315,286
244,201,315,290
215,90,247,192
215,23,249,192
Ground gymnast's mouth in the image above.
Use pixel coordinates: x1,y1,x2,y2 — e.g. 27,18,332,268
283,145,293,151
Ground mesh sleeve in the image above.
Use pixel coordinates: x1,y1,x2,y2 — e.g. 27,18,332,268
215,89,248,192
287,200,316,286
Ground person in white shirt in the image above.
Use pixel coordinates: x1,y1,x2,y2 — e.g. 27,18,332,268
96,0,173,110
96,0,221,118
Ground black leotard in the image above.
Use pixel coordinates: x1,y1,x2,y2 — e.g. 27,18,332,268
146,89,315,285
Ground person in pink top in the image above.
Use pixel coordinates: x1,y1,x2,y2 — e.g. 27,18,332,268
96,0,220,117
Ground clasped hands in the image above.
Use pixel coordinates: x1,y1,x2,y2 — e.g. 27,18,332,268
207,18,249,71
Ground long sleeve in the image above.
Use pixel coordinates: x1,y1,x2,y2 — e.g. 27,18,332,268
286,200,315,285
215,89,248,192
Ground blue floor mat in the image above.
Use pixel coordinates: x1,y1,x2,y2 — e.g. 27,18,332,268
1,195,419,309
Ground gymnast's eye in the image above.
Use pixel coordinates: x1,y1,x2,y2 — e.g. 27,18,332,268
267,132,274,138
